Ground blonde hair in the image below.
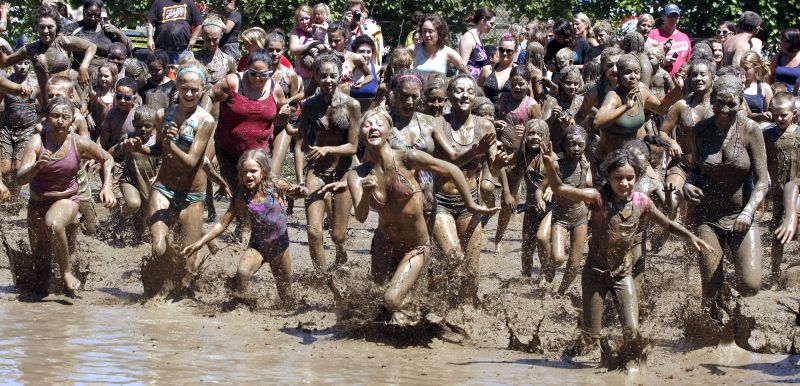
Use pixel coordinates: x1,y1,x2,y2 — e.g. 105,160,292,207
638,13,655,27
390,47,413,71
242,27,267,49
96,61,119,88
295,4,313,25
360,106,393,133
741,50,770,82
573,12,592,37
202,13,226,34
312,3,331,23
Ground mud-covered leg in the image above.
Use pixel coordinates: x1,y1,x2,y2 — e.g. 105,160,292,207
558,224,588,294
331,188,352,267
269,248,294,304
305,172,328,272
234,248,265,302
548,223,569,283
732,226,762,296
385,250,427,325
459,215,483,305
536,211,552,281
178,201,205,281
44,199,80,293
696,225,725,316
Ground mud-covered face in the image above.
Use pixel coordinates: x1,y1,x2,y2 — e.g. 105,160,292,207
83,5,102,28
771,102,797,129
510,76,528,100
177,73,204,109
448,78,476,114
595,30,609,46
37,17,58,44
618,59,641,89
98,67,115,89
240,159,264,191
603,55,621,80
608,163,637,199
202,27,223,51
148,61,166,82
47,104,74,133
690,63,712,93
361,114,390,147
525,125,544,149
475,104,494,120
424,88,446,117
391,81,421,118
712,91,741,123
562,133,585,160
14,60,32,76
46,84,70,100
133,116,156,141
316,62,341,95
560,73,581,97
647,50,662,69
108,50,126,70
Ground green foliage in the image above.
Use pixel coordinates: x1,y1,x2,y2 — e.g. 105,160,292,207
3,0,800,56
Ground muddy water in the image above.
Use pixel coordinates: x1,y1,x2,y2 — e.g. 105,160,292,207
0,301,795,384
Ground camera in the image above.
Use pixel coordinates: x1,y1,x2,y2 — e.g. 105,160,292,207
353,10,362,21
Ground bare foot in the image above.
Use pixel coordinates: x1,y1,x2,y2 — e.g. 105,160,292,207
389,310,420,326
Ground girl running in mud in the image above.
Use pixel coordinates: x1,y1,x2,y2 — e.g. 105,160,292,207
16,96,117,296
544,125,591,295
492,65,543,253
121,61,216,297
182,149,306,306
327,108,496,325
659,59,716,217
1,61,38,206
540,142,712,360
0,6,96,108
430,73,500,305
295,53,360,272
682,75,769,321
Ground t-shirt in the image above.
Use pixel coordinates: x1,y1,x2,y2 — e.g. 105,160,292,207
147,0,203,52
647,27,692,76
140,79,176,111
219,10,242,47
100,105,137,161
544,37,591,67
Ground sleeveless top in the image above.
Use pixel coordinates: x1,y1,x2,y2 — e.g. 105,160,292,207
350,62,379,99
588,187,652,276
444,115,485,172
483,65,511,104
26,35,72,76
763,124,800,197
163,105,208,152
497,95,534,152
523,152,546,203
774,53,800,93
30,131,80,199
413,44,448,77
605,88,645,136
466,31,487,77
216,75,278,157
743,81,765,114
554,156,590,215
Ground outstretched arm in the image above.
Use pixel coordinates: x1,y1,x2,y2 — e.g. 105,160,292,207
645,202,714,253
541,141,598,205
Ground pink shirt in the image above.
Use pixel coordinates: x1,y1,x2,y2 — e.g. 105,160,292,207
648,27,692,76
291,26,315,79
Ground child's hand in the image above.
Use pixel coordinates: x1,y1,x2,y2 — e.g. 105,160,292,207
181,242,203,257
683,183,704,203
540,142,558,171
214,185,232,200
690,235,714,254
321,180,347,194
775,215,798,245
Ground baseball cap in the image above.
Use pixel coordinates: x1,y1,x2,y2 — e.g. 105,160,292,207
663,3,681,16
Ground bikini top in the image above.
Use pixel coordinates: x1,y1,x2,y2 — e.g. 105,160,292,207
604,87,645,136
163,105,207,152
369,154,420,210
483,65,512,104
26,35,71,75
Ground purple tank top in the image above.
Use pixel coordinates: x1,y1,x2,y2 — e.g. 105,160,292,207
30,131,80,199
246,186,288,247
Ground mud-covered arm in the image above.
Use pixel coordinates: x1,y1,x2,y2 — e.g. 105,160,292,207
659,102,683,146
318,99,360,156
0,46,30,69
593,91,627,129
741,120,770,219
346,170,371,223
164,114,215,171
76,134,116,207
776,178,800,244
646,202,712,253
15,131,43,186
541,143,598,205
647,74,684,115
183,195,239,256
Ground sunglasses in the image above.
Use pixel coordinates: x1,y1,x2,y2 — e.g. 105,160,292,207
247,69,272,79
115,93,133,101
499,47,515,55
716,29,730,36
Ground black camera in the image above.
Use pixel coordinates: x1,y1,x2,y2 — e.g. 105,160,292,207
353,10,362,21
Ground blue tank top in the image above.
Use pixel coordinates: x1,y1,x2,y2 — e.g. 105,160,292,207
774,53,800,93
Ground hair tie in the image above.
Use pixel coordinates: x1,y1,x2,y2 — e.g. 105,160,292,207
177,67,208,85
396,74,423,85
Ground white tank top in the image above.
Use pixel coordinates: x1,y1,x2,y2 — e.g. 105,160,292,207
413,43,448,77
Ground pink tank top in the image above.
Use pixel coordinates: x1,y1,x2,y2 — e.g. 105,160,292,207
30,131,80,199
216,75,278,158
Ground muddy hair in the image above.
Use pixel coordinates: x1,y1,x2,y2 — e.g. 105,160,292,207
46,95,75,116
35,5,63,35
446,73,477,96
623,135,671,160
558,65,582,86
423,73,447,98
592,20,613,37
601,46,624,68
509,65,531,82
525,41,546,73
133,105,157,124
583,61,602,84
690,42,714,62
770,91,794,109
390,68,424,92
559,124,587,152
313,53,342,76
265,31,285,48
472,96,494,117
689,58,716,79
359,106,393,141
237,148,273,195
115,76,139,94
717,65,744,79
623,32,645,54
712,74,744,102
600,148,646,181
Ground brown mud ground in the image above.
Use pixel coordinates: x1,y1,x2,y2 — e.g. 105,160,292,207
1,186,800,382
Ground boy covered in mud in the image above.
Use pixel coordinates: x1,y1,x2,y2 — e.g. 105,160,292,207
1,60,38,208
646,45,673,99
762,92,800,285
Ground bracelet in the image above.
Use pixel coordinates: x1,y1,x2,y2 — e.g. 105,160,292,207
739,211,753,220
